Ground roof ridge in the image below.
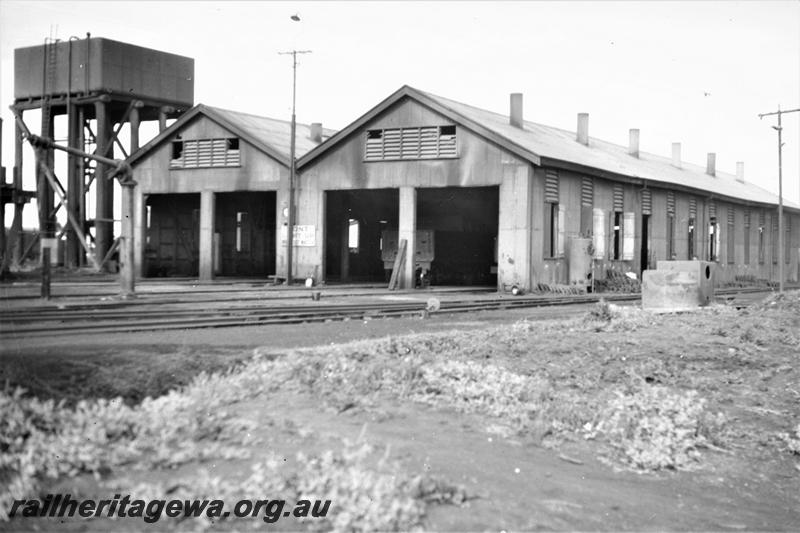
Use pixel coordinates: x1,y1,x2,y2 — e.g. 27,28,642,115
414,88,786,199
202,104,323,129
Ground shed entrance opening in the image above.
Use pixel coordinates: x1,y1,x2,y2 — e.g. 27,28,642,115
215,191,276,277
144,193,200,277
417,186,499,286
324,189,399,283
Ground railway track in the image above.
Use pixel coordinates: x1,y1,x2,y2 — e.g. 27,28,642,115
0,288,774,337
1,293,638,337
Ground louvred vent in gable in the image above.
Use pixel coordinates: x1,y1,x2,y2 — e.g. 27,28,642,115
545,170,559,203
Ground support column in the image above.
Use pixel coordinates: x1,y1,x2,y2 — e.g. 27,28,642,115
66,103,82,267
498,164,532,291
158,106,174,133
119,182,135,297
133,189,145,278
77,107,86,267
37,115,56,240
199,190,216,282
129,104,141,152
398,186,417,289
11,117,24,268
94,100,113,265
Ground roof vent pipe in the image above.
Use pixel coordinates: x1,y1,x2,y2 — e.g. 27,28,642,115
736,162,745,183
671,142,681,169
628,128,640,158
310,123,323,143
577,113,589,145
510,93,523,128
706,152,716,177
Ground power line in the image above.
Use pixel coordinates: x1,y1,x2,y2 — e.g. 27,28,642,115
758,105,800,293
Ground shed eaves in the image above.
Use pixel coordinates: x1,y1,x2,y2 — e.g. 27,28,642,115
416,88,800,211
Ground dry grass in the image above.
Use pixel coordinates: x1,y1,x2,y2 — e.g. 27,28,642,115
3,291,799,527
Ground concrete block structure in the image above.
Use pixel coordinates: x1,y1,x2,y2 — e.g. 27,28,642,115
642,260,716,310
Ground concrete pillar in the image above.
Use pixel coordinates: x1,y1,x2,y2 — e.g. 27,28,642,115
133,189,145,277
498,164,532,291
66,103,82,267
129,105,141,153
11,118,24,267
398,186,417,289
199,190,216,281
94,100,113,264
119,183,135,297
158,106,174,133
37,114,56,240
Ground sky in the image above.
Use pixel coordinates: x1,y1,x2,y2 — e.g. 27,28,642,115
1,0,799,229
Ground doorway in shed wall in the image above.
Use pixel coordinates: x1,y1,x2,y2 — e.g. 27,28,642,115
144,193,200,277
215,192,276,277
418,186,499,286
324,189,399,283
640,214,651,275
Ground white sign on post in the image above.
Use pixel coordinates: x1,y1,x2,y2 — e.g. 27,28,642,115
280,225,316,247
40,238,59,265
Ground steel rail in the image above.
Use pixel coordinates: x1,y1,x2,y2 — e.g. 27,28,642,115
0,294,638,337
0,288,774,338
0,293,634,322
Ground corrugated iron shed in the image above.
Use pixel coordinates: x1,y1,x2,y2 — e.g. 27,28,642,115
299,85,799,211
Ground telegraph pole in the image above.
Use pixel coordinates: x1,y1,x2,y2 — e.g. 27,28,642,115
759,106,799,294
278,46,311,285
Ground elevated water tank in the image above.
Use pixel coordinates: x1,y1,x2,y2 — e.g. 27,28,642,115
14,37,194,110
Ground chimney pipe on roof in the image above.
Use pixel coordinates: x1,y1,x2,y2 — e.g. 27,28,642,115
706,152,716,177
629,129,640,158
736,162,745,183
671,142,681,169
510,93,523,128
310,123,323,143
577,113,589,145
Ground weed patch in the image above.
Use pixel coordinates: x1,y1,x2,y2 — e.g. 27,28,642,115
108,439,468,532
584,384,726,471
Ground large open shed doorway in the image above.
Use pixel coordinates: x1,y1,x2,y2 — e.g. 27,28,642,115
215,191,276,277
325,189,399,282
144,193,200,277
418,186,499,286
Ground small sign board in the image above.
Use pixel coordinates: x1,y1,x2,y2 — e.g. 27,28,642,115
40,238,59,265
280,225,316,247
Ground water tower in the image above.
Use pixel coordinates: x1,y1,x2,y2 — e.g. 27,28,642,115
8,35,194,268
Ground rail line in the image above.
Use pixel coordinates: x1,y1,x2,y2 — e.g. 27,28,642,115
0,288,774,337
1,293,638,337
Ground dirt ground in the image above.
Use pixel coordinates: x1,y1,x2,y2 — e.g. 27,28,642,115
2,293,799,532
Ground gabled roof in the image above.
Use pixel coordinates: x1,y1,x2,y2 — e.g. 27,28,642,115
299,85,799,212
127,104,335,168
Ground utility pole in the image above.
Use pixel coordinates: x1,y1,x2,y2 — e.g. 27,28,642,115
278,46,311,285
759,106,799,294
